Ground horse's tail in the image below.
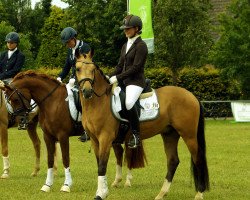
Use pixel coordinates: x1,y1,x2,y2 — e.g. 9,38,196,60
125,143,147,169
191,102,210,192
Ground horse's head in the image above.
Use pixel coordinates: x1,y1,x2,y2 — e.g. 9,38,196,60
0,79,33,129
75,50,97,99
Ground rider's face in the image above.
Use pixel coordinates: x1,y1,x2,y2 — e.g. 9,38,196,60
7,42,17,50
66,38,76,48
124,27,138,38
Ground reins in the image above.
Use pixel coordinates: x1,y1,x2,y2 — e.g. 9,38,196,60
7,82,60,116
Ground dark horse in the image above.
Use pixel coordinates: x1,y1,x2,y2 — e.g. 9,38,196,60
0,87,41,179
75,51,209,200
0,71,83,192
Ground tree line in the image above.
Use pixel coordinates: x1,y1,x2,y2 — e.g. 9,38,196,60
0,0,249,98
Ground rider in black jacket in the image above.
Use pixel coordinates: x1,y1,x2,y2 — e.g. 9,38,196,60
0,32,25,82
58,27,91,142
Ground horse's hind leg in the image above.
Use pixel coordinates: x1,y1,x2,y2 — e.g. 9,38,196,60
155,126,180,200
111,144,124,187
182,107,209,200
26,114,41,177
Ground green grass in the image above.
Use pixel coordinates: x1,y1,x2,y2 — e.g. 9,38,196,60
0,120,250,200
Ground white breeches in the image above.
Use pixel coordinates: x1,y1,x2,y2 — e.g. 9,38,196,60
125,85,143,110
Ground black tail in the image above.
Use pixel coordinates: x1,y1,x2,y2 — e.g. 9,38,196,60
191,102,210,192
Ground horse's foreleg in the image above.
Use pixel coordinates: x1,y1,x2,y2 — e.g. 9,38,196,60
27,117,41,177
1,156,10,179
40,134,56,192
155,129,180,200
59,137,72,192
0,123,9,179
94,139,111,200
53,142,60,176
111,144,124,187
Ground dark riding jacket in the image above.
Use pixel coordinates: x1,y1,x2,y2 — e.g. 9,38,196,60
59,40,90,80
110,37,148,88
0,49,25,80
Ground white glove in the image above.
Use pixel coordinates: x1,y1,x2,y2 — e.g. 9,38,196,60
109,76,117,84
68,78,75,88
57,77,62,83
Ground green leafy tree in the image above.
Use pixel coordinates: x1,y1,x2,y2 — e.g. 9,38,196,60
154,0,213,85
36,6,67,68
209,0,250,99
0,21,14,51
64,0,126,66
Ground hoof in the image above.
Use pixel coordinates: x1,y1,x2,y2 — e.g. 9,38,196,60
31,171,39,177
124,180,131,187
195,192,203,200
41,184,51,192
60,185,70,193
111,178,122,188
0,173,9,179
94,196,103,200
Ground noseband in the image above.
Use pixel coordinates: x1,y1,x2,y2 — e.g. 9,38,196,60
76,61,108,97
6,87,36,116
5,83,60,116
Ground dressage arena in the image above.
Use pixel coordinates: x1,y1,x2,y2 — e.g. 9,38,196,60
0,120,249,200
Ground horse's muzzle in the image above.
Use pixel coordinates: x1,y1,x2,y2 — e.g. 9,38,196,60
17,115,29,130
82,88,93,99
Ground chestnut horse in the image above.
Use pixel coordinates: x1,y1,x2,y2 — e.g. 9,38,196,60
0,89,41,179
75,52,209,200
0,71,83,192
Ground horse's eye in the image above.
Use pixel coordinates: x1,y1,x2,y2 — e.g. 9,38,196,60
76,68,80,72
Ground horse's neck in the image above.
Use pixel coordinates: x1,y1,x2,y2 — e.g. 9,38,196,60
21,77,60,103
85,72,110,107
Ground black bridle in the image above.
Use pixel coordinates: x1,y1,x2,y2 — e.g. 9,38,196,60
6,83,60,116
76,61,108,97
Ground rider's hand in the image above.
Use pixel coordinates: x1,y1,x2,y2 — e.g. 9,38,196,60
57,77,62,83
109,76,117,85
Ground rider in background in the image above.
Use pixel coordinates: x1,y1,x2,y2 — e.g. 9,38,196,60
58,27,91,142
109,15,148,149
0,32,25,83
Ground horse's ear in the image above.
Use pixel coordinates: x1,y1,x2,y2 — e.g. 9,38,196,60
85,48,94,60
75,48,80,59
0,80,5,90
90,48,94,59
0,80,12,91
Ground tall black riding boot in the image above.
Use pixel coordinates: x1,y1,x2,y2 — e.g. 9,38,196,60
127,106,141,149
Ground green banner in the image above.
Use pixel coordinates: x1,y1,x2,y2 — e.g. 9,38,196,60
128,0,154,53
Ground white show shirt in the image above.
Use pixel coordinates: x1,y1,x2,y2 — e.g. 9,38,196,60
126,35,140,53
8,48,17,59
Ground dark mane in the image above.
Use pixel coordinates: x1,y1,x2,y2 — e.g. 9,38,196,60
95,65,110,84
13,70,60,84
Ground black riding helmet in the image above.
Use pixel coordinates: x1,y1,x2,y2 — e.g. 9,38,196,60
120,15,142,33
5,32,20,43
61,27,77,44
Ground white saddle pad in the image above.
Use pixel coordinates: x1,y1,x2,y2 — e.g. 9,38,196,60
65,84,82,121
111,88,160,122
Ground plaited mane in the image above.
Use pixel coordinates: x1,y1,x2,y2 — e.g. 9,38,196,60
13,70,60,84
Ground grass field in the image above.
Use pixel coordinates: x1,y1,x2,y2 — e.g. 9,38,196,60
0,119,249,200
